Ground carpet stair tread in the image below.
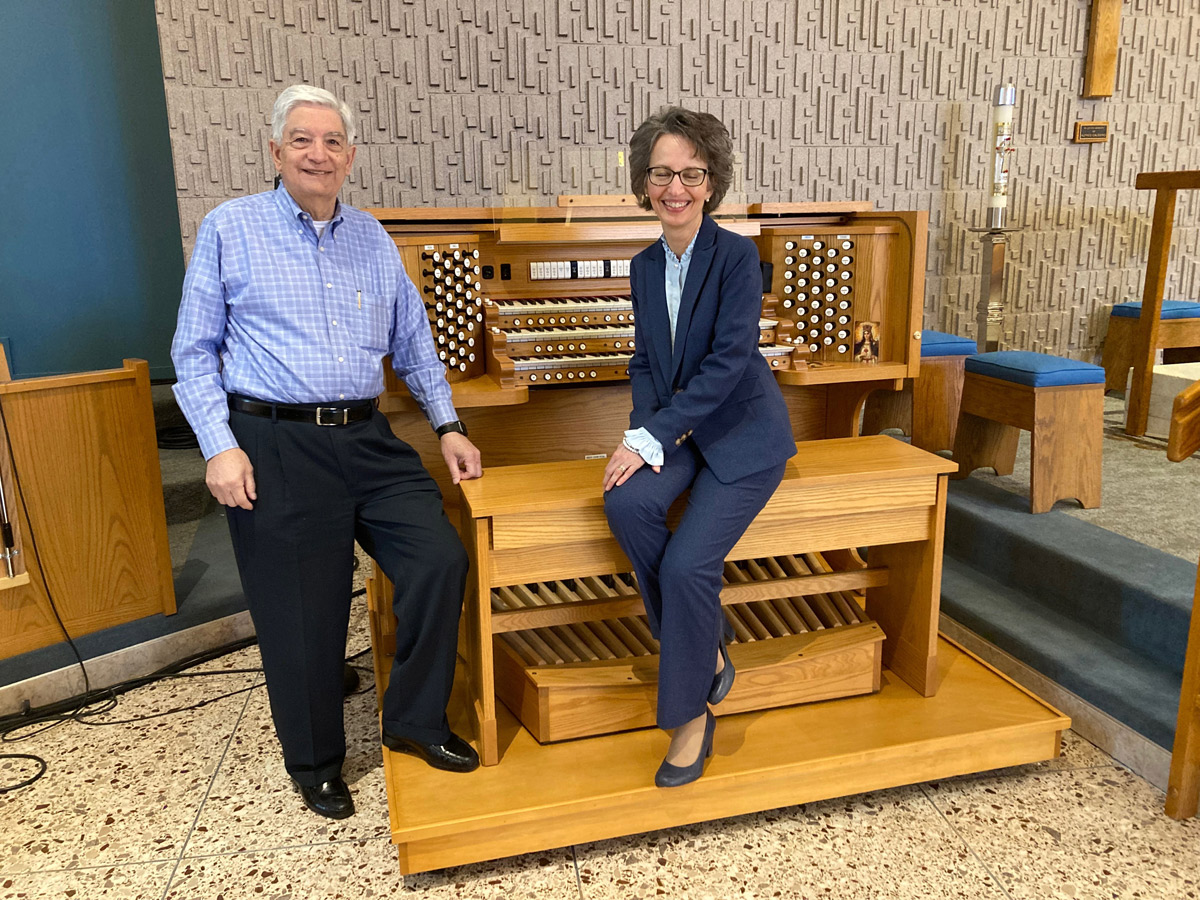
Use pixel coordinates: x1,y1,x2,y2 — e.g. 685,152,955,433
941,554,1181,749
945,477,1194,666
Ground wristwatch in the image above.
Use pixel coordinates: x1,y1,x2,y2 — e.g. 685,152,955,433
435,419,469,438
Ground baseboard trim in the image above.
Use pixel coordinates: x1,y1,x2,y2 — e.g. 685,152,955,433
0,612,255,718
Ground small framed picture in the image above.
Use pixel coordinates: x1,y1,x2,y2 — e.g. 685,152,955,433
853,321,880,364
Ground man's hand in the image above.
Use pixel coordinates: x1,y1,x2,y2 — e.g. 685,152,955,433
206,447,257,510
440,432,483,484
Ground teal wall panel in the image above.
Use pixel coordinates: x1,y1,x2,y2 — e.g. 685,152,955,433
1,0,183,379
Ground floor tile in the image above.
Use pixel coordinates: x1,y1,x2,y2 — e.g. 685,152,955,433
924,765,1200,899
0,672,255,874
165,839,580,899
0,860,173,899
575,785,1008,899
181,680,390,856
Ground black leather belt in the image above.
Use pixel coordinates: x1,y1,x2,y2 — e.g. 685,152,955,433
228,395,375,426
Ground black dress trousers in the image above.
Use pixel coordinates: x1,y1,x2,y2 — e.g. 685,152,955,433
226,408,468,787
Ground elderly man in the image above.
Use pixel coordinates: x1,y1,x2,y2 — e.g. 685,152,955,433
171,84,482,820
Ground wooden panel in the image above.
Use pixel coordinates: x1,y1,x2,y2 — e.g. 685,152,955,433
460,436,955,519
1083,0,1122,98
0,358,175,660
1029,386,1103,513
489,569,890,634
1134,171,1200,191
959,373,1037,429
386,638,1066,873
1127,186,1179,435
1167,563,1200,819
487,505,933,587
1168,379,1200,462
911,355,967,453
556,194,640,207
489,476,935,552
865,475,948,697
1102,316,1200,393
498,221,760,244
506,625,884,742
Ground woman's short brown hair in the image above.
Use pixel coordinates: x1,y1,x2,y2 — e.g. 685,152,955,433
629,107,734,215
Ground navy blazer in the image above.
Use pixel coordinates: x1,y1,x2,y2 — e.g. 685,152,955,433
628,216,797,483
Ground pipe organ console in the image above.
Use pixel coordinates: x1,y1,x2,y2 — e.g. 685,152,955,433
366,200,929,756
358,205,1066,874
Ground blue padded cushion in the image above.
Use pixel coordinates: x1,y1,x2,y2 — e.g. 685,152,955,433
1111,300,1200,319
965,351,1105,387
921,330,977,357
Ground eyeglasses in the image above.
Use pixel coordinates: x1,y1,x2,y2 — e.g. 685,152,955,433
284,133,350,154
646,166,709,187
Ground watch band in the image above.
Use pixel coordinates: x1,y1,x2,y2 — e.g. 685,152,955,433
435,419,468,438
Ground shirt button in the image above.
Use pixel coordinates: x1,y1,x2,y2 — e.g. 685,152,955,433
319,247,325,252
326,283,332,289
339,394,345,399
331,320,337,325
338,356,344,362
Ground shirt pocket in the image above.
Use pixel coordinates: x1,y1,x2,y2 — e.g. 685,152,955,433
346,292,394,354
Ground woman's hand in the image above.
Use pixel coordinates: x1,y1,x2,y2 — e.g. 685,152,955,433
603,443,659,492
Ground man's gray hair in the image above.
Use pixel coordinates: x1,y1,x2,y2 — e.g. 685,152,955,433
271,85,356,145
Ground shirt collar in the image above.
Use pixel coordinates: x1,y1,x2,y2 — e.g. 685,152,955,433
273,183,344,231
660,230,699,266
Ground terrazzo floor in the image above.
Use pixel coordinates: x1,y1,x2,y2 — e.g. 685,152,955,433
2,582,1197,900
4,393,1200,898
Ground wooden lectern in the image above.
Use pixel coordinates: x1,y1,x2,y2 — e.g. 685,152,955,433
0,348,175,660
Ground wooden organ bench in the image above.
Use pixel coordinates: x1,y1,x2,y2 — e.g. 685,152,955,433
452,436,955,765
361,201,1069,874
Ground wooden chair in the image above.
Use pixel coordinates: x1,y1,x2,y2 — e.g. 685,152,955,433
951,351,1105,514
1101,300,1200,393
1125,171,1200,436
862,329,976,453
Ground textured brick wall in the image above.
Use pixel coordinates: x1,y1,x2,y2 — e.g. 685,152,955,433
155,0,1200,358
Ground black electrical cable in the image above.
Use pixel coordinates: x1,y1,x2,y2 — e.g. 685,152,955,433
0,586,372,787
0,395,95,789
0,754,46,794
0,389,376,791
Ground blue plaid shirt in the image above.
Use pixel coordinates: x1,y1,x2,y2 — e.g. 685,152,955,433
171,185,456,459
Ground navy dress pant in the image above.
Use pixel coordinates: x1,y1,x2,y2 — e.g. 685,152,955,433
604,442,785,730
227,408,468,787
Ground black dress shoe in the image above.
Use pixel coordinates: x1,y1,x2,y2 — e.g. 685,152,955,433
342,663,361,697
292,776,355,820
382,731,480,772
708,639,735,705
655,709,716,788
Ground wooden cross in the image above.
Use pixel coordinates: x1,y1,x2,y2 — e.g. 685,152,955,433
1084,0,1123,97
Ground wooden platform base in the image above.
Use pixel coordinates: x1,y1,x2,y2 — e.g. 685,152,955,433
382,635,1067,874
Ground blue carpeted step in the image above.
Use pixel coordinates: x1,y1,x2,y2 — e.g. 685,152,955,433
945,477,1194,671
941,554,1182,749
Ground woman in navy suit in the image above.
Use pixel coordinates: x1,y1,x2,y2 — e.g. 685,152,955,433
603,108,796,787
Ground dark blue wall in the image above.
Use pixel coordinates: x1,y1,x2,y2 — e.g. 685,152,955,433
1,0,183,380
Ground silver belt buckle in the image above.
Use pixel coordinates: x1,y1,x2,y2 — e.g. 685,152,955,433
315,406,348,426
